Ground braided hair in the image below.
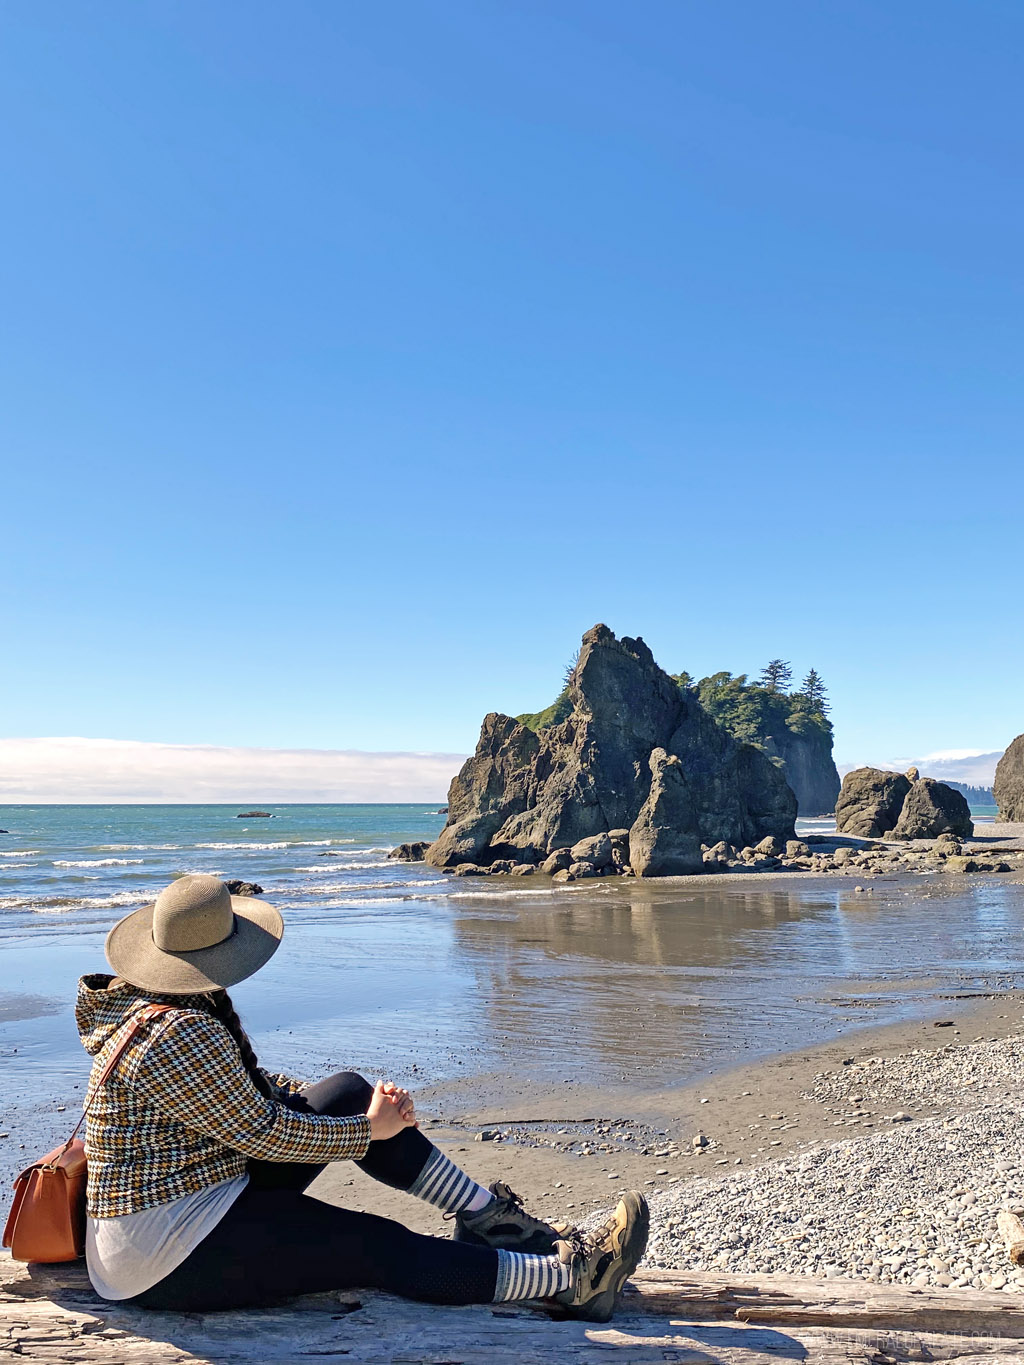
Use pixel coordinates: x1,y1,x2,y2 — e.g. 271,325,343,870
108,975,277,1100
200,989,276,1099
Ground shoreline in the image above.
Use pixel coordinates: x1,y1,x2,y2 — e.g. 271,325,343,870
317,985,1024,1242
4,869,1024,1202
5,962,1023,1292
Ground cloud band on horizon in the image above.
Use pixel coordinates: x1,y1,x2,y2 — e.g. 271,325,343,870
0,738,468,804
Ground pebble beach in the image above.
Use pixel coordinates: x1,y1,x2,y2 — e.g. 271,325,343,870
645,1026,1024,1292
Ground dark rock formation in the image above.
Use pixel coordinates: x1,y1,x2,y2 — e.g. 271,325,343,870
836,768,973,841
541,848,573,875
761,727,841,817
236,811,272,818
834,768,912,838
628,749,704,877
388,842,430,862
571,832,612,867
693,673,840,816
994,735,1024,823
224,880,264,896
425,625,796,875
892,778,973,840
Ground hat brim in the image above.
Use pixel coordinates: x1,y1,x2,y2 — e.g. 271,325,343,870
105,896,283,995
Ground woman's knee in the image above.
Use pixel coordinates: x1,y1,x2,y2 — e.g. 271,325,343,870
300,1070,373,1117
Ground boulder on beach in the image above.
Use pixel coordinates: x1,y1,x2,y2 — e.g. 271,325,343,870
388,842,430,862
571,832,612,867
892,777,973,840
541,848,573,875
994,735,1024,823
834,768,912,838
424,625,797,876
223,880,264,896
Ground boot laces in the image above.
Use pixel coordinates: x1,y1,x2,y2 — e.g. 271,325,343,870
498,1184,526,1212
564,1227,597,1262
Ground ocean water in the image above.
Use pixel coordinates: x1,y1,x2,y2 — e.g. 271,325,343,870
1,804,1022,1133
0,804,449,937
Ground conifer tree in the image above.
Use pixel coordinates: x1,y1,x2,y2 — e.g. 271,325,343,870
758,659,792,692
799,668,830,714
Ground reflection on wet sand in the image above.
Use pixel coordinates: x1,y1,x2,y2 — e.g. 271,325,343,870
445,877,1024,1089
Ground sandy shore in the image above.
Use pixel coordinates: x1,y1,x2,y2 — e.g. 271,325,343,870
317,986,1024,1243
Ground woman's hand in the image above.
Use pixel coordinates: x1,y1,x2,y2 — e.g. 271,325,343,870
381,1081,416,1124
366,1079,417,1141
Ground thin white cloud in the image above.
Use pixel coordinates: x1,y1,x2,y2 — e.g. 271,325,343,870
837,750,1003,786
918,748,994,762
0,738,467,804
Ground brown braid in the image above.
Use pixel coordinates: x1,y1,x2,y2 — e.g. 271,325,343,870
107,975,277,1100
200,989,276,1099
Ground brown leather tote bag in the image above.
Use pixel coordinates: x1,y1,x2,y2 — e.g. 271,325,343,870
3,1003,173,1263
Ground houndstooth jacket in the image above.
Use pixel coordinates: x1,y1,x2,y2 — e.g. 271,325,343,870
76,974,371,1219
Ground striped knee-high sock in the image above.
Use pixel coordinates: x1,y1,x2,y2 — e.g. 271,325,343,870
493,1250,570,1302
407,1147,492,1215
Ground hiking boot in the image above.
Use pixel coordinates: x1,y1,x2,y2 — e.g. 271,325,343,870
552,1191,649,1322
451,1181,568,1254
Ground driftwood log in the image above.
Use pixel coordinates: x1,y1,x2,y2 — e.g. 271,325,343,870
3,1252,1024,1363
998,1209,1024,1267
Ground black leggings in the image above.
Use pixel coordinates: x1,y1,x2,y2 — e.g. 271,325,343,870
127,1071,499,1311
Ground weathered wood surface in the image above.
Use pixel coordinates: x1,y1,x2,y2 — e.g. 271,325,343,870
4,1253,1024,1363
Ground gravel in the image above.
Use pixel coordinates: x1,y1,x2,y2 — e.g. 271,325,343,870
643,1032,1024,1292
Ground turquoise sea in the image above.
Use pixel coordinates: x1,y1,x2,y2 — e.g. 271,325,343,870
0,804,449,938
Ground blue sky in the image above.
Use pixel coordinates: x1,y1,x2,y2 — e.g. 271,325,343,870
1,0,1021,776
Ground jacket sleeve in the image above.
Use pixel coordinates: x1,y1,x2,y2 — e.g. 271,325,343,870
130,1012,371,1164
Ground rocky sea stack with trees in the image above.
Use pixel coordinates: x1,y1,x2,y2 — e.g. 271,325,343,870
425,624,843,879
680,660,840,816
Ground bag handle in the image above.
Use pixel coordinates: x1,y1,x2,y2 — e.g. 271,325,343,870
64,1003,176,1150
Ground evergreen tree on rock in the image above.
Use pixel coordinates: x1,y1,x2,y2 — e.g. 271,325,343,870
759,659,793,692
798,668,830,715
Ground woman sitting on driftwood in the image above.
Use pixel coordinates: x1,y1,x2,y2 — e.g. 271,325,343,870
76,876,648,1322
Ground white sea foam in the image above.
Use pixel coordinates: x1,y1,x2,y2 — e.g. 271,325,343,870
293,860,392,873
194,840,339,851
53,858,144,868
0,850,42,857
290,879,417,895
97,844,182,851
276,897,398,911
446,887,560,900
0,889,155,912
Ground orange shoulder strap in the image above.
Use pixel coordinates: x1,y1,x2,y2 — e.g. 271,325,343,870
70,1003,176,1143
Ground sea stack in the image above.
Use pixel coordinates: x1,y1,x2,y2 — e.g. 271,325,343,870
994,735,1024,823
425,624,797,876
835,767,972,839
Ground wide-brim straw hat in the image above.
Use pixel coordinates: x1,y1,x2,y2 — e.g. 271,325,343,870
106,874,283,994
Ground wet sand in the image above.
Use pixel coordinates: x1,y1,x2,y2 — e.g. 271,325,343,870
319,986,1024,1234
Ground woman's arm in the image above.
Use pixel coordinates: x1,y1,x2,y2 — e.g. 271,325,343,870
131,1012,372,1164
